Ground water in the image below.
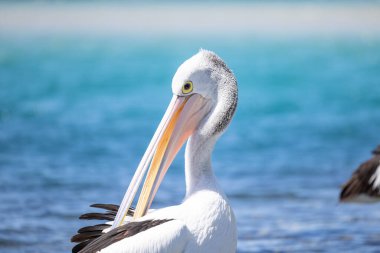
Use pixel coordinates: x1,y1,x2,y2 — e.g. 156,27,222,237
0,35,380,253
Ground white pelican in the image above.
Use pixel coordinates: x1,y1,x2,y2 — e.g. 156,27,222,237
340,145,380,203
72,49,238,253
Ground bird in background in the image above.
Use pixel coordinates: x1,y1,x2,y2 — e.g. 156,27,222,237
340,145,380,203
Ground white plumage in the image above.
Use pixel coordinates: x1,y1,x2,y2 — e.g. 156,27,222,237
102,189,236,253
73,49,238,253
369,163,380,192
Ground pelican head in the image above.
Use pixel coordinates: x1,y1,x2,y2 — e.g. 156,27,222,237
113,49,238,227
171,49,238,139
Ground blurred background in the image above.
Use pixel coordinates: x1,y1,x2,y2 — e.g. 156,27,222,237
1,1,380,252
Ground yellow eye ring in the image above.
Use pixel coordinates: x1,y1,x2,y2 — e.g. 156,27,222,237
182,81,193,94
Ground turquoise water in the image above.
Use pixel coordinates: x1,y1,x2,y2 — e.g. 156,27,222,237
1,35,380,252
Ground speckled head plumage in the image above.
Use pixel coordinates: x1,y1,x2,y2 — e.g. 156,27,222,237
172,49,238,137
372,145,380,155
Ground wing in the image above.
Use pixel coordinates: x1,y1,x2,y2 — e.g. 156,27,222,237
340,157,380,202
72,204,191,253
99,219,190,253
71,203,134,253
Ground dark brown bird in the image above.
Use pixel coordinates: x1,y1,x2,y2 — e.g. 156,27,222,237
340,145,380,203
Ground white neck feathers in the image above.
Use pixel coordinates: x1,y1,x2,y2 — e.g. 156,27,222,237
184,133,219,197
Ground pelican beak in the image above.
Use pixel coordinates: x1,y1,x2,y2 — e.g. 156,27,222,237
132,94,209,218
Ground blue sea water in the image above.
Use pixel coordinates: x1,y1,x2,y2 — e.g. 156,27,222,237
0,35,380,253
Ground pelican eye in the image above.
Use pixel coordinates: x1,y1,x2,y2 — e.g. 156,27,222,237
182,81,193,94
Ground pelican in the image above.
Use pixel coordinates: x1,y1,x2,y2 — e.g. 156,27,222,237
71,49,238,253
340,145,380,203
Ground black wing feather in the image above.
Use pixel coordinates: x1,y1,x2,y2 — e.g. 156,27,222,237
79,212,116,221
90,203,120,212
72,231,104,243
71,203,134,253
77,219,173,253
72,240,92,253
78,224,111,234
